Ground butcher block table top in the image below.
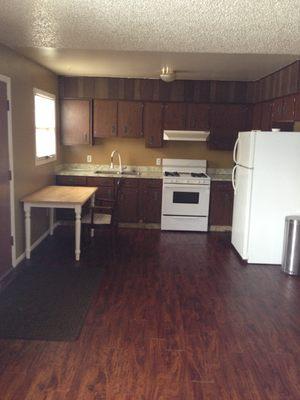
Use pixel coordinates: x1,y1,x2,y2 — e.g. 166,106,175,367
21,185,97,205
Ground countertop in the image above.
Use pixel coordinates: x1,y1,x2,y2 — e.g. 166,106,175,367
55,165,233,182
207,168,232,182
56,164,163,180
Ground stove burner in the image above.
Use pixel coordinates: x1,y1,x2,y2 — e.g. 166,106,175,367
164,171,180,177
191,173,207,178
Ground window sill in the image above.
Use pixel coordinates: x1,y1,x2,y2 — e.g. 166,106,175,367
35,156,57,166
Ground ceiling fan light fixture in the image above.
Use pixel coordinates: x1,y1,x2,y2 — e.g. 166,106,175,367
160,66,176,82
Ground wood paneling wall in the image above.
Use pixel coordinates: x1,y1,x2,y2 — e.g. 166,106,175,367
59,60,300,105
59,77,251,104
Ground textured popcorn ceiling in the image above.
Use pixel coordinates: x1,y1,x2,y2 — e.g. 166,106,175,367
0,0,300,79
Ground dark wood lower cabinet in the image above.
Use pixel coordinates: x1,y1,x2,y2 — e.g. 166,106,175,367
209,181,234,227
56,176,163,224
139,179,162,223
119,179,140,223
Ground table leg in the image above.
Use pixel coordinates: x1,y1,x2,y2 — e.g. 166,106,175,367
49,208,54,236
75,205,82,261
24,204,31,259
91,193,95,238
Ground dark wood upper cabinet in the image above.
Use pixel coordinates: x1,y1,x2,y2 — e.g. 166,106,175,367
210,104,250,150
261,101,273,130
294,93,300,121
61,100,91,145
163,103,186,130
144,102,164,148
272,98,283,122
93,100,117,138
282,95,295,121
252,103,262,129
186,103,210,130
118,101,143,138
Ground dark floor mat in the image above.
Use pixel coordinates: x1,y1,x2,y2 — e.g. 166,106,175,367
0,263,102,341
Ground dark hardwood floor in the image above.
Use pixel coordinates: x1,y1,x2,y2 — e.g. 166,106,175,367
0,226,300,399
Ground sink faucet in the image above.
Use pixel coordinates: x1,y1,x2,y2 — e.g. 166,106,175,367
110,150,122,174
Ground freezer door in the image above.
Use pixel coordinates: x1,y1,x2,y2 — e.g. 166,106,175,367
231,165,253,260
234,131,256,168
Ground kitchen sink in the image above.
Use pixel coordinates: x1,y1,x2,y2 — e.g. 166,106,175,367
94,170,140,176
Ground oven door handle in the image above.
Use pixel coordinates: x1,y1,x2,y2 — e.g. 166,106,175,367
164,184,209,190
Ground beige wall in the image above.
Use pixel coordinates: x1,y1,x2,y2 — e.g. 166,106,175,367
62,138,233,168
0,43,59,259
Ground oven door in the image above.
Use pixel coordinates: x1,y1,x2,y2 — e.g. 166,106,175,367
162,184,210,216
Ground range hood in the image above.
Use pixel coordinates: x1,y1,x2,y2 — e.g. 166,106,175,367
163,130,210,142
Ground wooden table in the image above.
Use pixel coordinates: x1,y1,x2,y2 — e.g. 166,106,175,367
21,185,97,261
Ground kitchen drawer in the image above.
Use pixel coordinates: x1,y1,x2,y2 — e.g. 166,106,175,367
56,175,87,186
139,179,162,189
86,177,115,187
121,178,139,188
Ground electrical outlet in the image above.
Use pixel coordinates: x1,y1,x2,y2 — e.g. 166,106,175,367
87,155,92,163
156,158,161,166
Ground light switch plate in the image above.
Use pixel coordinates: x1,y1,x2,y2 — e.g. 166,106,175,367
87,155,92,163
156,158,161,166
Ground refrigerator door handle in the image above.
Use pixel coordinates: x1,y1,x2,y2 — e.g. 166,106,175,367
232,165,237,192
233,137,239,163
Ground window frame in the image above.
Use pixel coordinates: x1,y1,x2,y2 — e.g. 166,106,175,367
33,88,57,166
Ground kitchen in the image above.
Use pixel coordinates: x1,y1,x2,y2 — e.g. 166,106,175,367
1,1,300,399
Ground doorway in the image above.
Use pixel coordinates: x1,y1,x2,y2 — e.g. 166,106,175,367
0,75,15,279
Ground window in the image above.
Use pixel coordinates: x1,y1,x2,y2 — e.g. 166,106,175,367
34,89,56,165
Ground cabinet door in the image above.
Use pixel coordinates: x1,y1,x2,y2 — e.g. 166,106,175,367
61,100,91,145
252,103,262,129
209,181,233,226
282,95,295,121
294,94,300,121
186,103,210,130
210,104,250,150
272,98,283,122
164,103,186,130
118,101,143,138
118,179,139,222
119,187,139,222
144,102,164,148
261,102,273,130
93,100,117,138
139,180,162,223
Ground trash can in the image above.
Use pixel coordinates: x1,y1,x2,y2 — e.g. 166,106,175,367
282,216,300,276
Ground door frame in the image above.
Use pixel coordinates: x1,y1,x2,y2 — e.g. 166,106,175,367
0,74,16,267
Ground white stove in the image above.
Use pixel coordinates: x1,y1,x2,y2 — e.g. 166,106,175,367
161,159,211,231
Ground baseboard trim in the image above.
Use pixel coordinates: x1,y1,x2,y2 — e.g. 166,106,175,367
15,222,60,267
209,225,232,232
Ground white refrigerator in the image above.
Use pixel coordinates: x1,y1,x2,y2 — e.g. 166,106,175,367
231,130,300,264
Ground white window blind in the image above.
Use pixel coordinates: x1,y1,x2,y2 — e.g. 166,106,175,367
34,90,56,163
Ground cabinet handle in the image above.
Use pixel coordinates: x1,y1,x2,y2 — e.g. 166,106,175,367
112,125,116,134
124,126,128,134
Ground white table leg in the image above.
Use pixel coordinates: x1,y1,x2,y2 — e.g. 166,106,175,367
91,193,95,238
75,205,82,261
49,208,54,236
24,204,31,259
